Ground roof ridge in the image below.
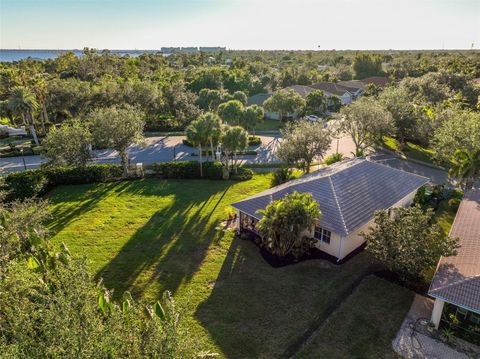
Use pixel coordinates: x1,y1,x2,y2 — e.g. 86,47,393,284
328,176,348,235
232,159,365,205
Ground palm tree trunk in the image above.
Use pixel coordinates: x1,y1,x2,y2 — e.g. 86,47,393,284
27,112,39,146
121,151,129,177
199,145,203,177
40,103,48,134
210,139,215,162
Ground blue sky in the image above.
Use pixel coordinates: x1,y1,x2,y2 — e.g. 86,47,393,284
1,0,479,50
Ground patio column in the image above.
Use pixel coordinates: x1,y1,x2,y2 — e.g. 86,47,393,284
236,210,241,229
431,298,445,329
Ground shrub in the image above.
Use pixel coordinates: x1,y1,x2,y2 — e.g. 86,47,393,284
182,139,195,147
2,164,122,201
3,170,49,201
150,161,223,180
271,167,293,187
448,198,461,210
230,167,253,181
42,164,123,187
324,152,344,165
248,136,262,146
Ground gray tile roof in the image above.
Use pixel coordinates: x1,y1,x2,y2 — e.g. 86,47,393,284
428,190,480,314
310,82,353,96
232,159,429,236
247,93,272,106
284,85,318,98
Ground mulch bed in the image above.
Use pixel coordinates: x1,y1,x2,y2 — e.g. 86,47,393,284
238,229,366,268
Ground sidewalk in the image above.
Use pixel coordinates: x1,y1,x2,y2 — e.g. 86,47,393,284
392,295,475,359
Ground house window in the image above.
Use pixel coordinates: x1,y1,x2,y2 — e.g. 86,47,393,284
469,313,480,325
314,225,331,244
456,307,468,320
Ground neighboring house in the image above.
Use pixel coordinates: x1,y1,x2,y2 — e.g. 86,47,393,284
310,82,354,104
246,93,278,120
428,189,480,330
232,158,429,261
337,76,391,99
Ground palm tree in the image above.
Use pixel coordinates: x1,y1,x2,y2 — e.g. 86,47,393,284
186,118,208,177
222,125,248,173
32,75,49,135
449,149,480,189
8,86,40,145
199,112,222,162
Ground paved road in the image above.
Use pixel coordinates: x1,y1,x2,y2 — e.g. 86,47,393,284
0,134,450,187
0,134,357,174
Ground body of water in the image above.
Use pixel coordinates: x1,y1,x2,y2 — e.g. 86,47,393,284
0,49,164,62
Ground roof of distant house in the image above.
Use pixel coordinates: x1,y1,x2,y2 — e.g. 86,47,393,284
360,76,390,88
337,80,366,91
247,93,272,106
428,189,480,314
310,82,353,97
231,158,429,236
284,85,318,98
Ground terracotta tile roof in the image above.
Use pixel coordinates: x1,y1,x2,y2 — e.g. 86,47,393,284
232,158,429,236
428,190,480,314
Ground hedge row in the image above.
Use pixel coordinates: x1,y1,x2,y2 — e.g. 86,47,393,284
3,164,123,201
150,161,253,181
150,161,224,180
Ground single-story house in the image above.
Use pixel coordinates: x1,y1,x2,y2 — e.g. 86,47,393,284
336,76,390,100
231,158,429,261
246,92,278,120
428,189,480,329
310,82,354,105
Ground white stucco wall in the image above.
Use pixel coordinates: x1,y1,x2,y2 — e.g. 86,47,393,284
309,228,343,258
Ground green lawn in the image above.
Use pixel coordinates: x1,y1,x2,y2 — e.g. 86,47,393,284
255,119,283,131
47,175,412,358
383,136,435,164
298,276,413,359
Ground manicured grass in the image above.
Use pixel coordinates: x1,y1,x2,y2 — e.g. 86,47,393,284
383,136,435,164
434,199,459,236
47,176,413,358
255,119,283,131
297,276,413,359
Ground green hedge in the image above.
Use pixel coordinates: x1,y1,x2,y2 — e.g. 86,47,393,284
150,161,224,180
230,167,254,181
248,136,262,146
42,165,123,187
3,164,123,201
3,170,49,201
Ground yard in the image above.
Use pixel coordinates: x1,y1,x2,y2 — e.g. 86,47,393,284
47,175,414,358
383,136,436,164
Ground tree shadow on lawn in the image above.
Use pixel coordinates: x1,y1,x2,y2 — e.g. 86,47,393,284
97,180,233,299
47,182,121,234
195,237,375,359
